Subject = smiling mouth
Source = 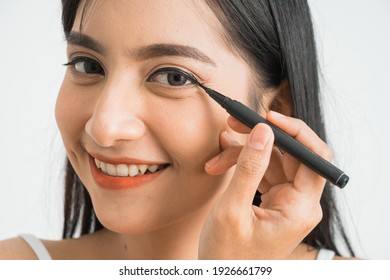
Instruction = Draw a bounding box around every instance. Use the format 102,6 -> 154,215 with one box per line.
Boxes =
94,158 -> 170,177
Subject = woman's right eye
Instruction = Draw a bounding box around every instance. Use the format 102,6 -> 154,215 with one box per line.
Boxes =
64,57 -> 105,75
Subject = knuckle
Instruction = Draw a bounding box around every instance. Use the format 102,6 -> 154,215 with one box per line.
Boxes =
296,119 -> 306,128
224,208 -> 242,227
294,119 -> 307,135
317,144 -> 333,161
304,205 -> 323,230
293,202 -> 323,233
237,153 -> 265,179
212,204 -> 241,228
315,207 -> 323,224
325,147 -> 334,162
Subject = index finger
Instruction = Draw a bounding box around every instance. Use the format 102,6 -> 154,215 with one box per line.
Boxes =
266,111 -> 330,194
227,116 -> 252,134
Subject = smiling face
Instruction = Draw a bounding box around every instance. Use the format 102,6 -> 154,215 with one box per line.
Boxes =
56,0 -> 257,234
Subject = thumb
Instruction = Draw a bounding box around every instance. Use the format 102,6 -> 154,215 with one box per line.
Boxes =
225,123 -> 274,207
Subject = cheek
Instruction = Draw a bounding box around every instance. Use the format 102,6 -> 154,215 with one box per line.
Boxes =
150,97 -> 227,167
55,79 -> 93,153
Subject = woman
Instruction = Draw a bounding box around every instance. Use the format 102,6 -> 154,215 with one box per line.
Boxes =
0,0 -> 354,259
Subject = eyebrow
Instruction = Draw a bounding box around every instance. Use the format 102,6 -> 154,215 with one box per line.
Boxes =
66,32 -> 216,66
135,44 -> 216,66
67,32 -> 104,53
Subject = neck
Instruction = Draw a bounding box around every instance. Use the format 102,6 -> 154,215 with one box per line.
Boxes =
104,205 -> 212,259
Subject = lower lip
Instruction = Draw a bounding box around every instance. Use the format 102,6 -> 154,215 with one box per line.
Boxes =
89,157 -> 167,190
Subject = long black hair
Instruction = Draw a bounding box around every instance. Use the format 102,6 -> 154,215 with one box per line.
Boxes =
60,0 -> 354,257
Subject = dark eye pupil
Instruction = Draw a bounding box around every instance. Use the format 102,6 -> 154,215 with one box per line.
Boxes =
167,73 -> 187,86
84,61 -> 104,74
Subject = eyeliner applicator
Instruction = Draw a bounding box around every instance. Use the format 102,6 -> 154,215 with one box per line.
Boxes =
196,82 -> 349,188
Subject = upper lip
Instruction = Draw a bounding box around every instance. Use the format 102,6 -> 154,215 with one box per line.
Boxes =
89,152 -> 170,165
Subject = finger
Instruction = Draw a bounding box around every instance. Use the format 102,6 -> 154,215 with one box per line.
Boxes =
225,123 -> 274,207
264,147 -> 288,186
266,111 -> 333,162
282,153 -> 300,182
266,111 -> 331,193
258,177 -> 272,195
205,145 -> 243,175
219,130 -> 240,151
294,164 -> 326,198
205,131 -> 242,175
227,116 -> 252,134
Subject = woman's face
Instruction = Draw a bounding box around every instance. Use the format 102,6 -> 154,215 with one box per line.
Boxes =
56,0 -> 256,234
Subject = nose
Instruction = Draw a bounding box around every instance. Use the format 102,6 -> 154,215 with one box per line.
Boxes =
85,74 -> 146,147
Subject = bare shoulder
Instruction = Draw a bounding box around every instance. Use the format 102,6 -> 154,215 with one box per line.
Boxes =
0,236 -> 92,260
41,230 -> 112,259
0,232 -> 107,260
0,237 -> 37,260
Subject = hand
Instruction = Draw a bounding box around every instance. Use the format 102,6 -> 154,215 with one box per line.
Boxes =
198,111 -> 330,259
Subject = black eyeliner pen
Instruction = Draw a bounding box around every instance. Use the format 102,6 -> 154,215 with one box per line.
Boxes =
197,83 -> 349,188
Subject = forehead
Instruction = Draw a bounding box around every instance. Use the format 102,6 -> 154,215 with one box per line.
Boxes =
73,0 -> 225,54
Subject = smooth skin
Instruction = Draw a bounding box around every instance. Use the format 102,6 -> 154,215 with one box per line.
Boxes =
0,114 -> 335,260
0,0 -> 346,259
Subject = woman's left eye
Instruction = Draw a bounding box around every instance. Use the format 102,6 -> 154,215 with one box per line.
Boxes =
147,68 -> 195,87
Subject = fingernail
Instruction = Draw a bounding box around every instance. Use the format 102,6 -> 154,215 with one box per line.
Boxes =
205,154 -> 220,168
249,125 -> 271,150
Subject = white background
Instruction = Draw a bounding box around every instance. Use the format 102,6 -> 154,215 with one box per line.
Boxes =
0,0 -> 389,259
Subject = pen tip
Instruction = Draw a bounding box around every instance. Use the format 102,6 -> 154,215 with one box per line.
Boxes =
197,83 -> 208,91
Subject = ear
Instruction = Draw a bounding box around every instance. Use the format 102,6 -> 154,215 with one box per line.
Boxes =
263,79 -> 293,116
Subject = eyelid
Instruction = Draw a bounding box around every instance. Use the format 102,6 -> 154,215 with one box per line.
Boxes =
64,56 -> 100,67
65,55 -> 87,64
147,66 -> 201,84
64,55 -> 105,75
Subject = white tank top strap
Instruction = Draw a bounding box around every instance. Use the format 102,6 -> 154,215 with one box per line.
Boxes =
316,248 -> 336,260
19,234 -> 52,260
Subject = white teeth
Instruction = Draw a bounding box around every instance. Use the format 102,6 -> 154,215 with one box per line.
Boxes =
147,165 -> 158,173
128,164 -> 139,177
116,164 -> 129,176
106,164 -> 117,176
94,158 -> 166,177
138,164 -> 148,175
100,162 -> 107,173
94,158 -> 101,169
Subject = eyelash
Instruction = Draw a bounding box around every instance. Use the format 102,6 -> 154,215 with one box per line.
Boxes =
146,67 -> 198,87
64,56 -> 105,76
64,56 -> 198,88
